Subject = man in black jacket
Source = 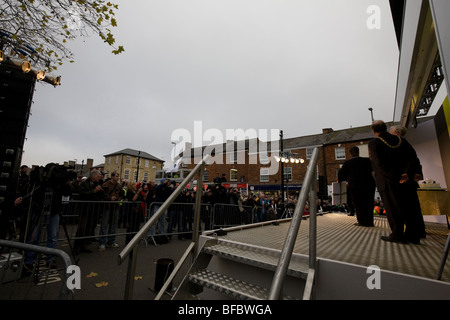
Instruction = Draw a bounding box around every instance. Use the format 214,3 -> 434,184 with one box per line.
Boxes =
338,146 -> 376,227
73,169 -> 104,254
369,120 -> 424,244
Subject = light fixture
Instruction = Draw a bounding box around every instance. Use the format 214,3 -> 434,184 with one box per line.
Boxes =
36,70 -> 46,80
43,74 -> 61,86
8,57 -> 31,72
21,60 -> 31,73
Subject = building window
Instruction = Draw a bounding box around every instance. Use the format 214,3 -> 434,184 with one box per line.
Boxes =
306,148 -> 313,160
155,171 -> 163,180
335,147 -> 346,160
108,156 -> 111,165
283,167 -> 292,181
124,169 -> 130,180
125,156 -> 131,164
259,152 -> 269,164
134,170 -> 138,181
144,172 -> 149,181
229,151 -> 237,164
230,169 -> 238,181
145,160 -> 149,167
260,168 -> 269,182
115,155 -> 119,164
203,170 -> 209,182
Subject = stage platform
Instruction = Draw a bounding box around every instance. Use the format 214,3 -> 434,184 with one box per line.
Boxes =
214,213 -> 450,283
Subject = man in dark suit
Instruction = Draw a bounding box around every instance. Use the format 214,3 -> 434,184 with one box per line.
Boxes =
338,146 -> 376,227
368,120 -> 424,244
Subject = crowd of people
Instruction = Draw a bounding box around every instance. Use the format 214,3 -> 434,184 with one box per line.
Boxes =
11,165 -> 393,261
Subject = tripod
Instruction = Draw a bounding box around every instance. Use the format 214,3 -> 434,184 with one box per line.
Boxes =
24,187 -> 79,270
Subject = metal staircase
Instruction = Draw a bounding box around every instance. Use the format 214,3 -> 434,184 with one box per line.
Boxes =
119,148 -> 320,300
173,237 -> 310,300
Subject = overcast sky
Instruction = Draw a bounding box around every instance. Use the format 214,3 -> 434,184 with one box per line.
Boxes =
22,0 -> 407,168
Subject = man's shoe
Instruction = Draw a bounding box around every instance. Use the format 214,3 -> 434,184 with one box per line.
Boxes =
98,245 -> 105,252
381,235 -> 406,244
106,243 -> 119,248
406,237 -> 420,245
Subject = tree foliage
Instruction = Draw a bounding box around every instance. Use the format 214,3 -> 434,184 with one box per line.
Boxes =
0,0 -> 124,70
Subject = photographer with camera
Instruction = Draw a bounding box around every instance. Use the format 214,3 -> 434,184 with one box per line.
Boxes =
98,171 -> 123,252
16,163 -> 74,272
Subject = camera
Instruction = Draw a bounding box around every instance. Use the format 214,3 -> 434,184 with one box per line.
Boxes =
30,163 -> 77,190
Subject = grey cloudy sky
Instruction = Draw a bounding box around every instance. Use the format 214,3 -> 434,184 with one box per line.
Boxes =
22,0 -> 403,168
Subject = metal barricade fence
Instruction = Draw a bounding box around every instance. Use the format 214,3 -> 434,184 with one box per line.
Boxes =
212,203 -> 256,228
14,199 -> 289,250
146,202 -> 213,240
0,239 -> 73,300
57,200 -> 277,245
59,200 -> 147,244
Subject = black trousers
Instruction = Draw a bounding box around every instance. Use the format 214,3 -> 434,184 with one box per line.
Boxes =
379,181 -> 425,241
348,184 -> 375,226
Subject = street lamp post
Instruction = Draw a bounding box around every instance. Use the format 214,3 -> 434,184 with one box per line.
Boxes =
280,130 -> 285,205
275,130 -> 304,206
136,150 -> 141,182
368,107 -> 374,122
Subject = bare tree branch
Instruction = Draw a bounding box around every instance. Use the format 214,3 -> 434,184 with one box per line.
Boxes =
0,0 -> 124,70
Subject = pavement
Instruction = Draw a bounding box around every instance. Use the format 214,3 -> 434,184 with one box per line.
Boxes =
0,229 -> 194,300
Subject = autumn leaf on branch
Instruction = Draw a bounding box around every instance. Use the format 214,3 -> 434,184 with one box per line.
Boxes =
0,0 -> 124,70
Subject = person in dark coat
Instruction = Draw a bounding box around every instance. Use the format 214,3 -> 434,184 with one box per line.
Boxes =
389,125 -> 426,240
338,146 -> 376,227
74,169 -> 104,253
368,120 -> 424,244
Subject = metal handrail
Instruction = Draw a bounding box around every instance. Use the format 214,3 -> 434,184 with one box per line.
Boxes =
0,239 -> 73,300
117,154 -> 209,300
268,147 -> 319,300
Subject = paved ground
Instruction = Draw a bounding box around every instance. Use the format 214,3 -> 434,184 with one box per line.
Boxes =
2,214 -> 449,301
1,230 -> 193,300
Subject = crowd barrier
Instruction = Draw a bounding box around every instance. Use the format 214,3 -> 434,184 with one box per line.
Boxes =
55,200 -> 275,245
4,199 -> 295,265
0,239 -> 73,300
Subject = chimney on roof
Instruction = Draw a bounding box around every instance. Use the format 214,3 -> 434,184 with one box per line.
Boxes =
86,158 -> 94,169
322,128 -> 333,134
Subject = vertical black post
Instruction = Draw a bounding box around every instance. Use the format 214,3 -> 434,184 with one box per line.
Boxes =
280,130 -> 284,205
136,151 -> 141,182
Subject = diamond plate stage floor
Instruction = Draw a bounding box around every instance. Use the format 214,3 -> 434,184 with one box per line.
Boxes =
216,213 -> 450,283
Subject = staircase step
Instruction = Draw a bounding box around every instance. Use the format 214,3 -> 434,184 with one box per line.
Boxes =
189,269 -> 295,300
203,240 -> 309,279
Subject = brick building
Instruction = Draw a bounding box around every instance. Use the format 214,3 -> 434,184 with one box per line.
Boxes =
181,122 -> 399,199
